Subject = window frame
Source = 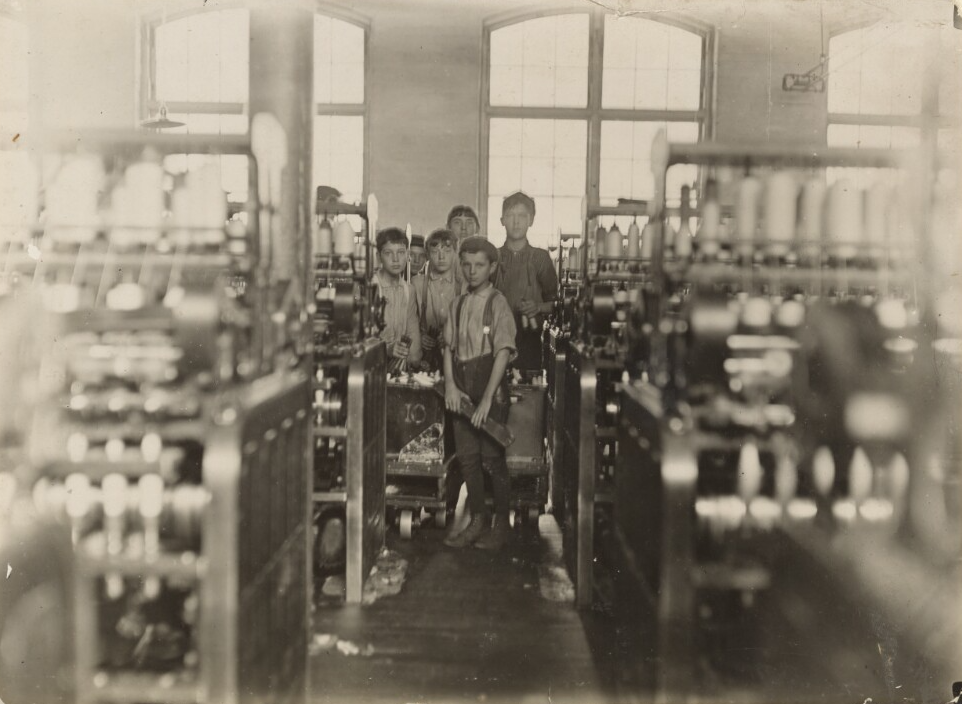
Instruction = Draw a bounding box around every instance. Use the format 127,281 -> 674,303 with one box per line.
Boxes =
479,6 -> 716,230
825,20 -> 957,141
139,1 -> 371,197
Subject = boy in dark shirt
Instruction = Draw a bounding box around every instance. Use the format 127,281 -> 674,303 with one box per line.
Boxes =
442,236 -> 517,550
494,191 -> 558,375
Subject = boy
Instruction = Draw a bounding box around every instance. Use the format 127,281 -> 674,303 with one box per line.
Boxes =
446,205 -> 481,245
411,228 -> 463,372
408,234 -> 427,277
442,236 -> 516,550
372,227 -> 422,366
494,191 -> 558,374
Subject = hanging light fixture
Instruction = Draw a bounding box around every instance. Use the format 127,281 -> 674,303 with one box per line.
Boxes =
141,104 -> 185,130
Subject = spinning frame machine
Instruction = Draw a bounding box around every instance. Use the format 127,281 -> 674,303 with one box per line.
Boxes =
608,135 -> 961,699
0,130 -> 313,704
556,196 -> 665,609
310,193 -> 388,602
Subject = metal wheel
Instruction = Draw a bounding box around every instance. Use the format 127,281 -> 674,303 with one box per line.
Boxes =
527,507 -> 541,526
399,509 -> 414,540
433,508 -> 447,529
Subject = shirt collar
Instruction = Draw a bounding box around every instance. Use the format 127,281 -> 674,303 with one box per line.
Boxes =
428,266 -> 455,282
501,242 -> 530,257
375,270 -> 404,289
467,282 -> 495,298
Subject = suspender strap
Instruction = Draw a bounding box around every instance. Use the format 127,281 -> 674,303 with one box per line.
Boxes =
453,290 -> 500,361
419,274 -> 429,329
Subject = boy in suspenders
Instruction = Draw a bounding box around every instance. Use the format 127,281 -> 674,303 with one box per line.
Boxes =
442,237 -> 517,550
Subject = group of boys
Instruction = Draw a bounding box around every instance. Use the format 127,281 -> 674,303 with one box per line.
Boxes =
372,193 -> 558,551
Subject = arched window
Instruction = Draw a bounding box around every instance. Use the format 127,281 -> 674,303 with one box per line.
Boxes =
145,6 -> 368,206
827,21 -> 959,155
483,10 -> 712,247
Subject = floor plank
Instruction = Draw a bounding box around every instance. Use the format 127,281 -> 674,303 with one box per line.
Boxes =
310,519 -> 615,704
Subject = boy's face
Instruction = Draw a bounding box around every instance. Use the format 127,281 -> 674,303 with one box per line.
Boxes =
378,242 -> 408,277
460,251 -> 496,290
428,241 -> 454,274
449,216 -> 478,242
409,246 -> 426,274
501,203 -> 533,242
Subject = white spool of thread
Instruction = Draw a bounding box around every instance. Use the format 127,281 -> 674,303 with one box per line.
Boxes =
334,220 -> 356,256
594,225 -> 608,253
315,218 -> 333,256
568,245 -> 580,271
639,222 -> 654,260
797,178 -> 826,242
626,221 -> 641,258
825,179 -> 861,260
735,176 -> 762,257
863,180 -> 890,251
764,172 -> 797,256
606,223 -> 625,259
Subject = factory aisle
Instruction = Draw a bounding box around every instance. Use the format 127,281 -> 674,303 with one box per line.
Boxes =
310,517 -> 620,704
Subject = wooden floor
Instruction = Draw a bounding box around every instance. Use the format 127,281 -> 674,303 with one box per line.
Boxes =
310,517 -> 623,704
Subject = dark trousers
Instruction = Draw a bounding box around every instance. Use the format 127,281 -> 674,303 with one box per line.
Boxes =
451,414 -> 510,519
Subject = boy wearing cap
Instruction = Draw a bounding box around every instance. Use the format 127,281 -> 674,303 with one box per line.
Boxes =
494,191 -> 558,374
373,227 -> 422,366
408,234 -> 427,277
446,205 -> 481,245
442,236 -> 516,550
411,228 -> 463,372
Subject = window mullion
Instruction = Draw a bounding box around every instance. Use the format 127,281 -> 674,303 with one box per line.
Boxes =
586,8 -> 605,210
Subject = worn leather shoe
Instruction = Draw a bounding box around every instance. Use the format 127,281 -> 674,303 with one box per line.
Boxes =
443,515 -> 487,548
474,515 -> 510,551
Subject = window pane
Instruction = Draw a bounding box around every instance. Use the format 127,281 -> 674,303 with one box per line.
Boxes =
313,116 -> 364,205
156,9 -> 249,104
828,22 -> 931,119
602,67 -> 636,109
827,69 -> 860,114
603,15 -> 702,111
490,118 -> 523,157
635,20 -> 671,69
490,65 -> 523,106
490,14 -> 588,108
666,69 -> 701,110
601,121 -> 697,203
486,118 -> 587,248
489,156 -> 522,193
314,15 -> 364,105
668,25 -> 703,70
634,69 -> 668,110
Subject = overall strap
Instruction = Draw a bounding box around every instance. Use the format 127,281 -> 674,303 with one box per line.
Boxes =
453,292 -> 468,362
418,273 -> 429,330
481,290 -> 499,356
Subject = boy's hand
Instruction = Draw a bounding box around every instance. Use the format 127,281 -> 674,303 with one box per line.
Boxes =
393,339 -> 411,359
518,298 -> 539,318
421,333 -> 436,352
445,384 -> 467,413
472,395 -> 492,428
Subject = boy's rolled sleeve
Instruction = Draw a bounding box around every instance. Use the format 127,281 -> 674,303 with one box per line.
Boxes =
443,298 -> 458,352
490,294 -> 518,362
